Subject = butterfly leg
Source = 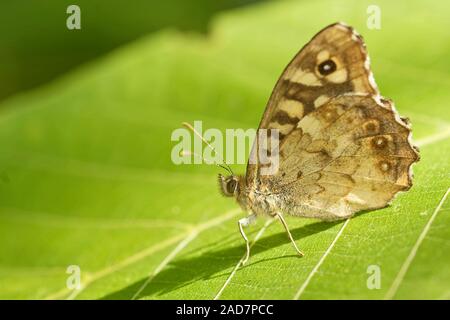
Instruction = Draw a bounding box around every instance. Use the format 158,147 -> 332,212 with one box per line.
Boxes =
238,214 -> 257,265
275,212 -> 304,257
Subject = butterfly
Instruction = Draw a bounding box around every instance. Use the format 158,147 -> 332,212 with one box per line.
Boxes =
185,22 -> 419,265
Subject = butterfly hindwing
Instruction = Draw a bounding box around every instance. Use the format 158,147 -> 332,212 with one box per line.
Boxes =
262,95 -> 419,219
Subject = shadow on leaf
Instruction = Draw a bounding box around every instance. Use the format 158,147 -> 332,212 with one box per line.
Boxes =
99,220 -> 339,300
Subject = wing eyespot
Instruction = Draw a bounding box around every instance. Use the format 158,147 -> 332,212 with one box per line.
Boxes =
317,59 -> 337,76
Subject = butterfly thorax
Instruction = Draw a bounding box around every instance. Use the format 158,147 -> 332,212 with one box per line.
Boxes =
219,173 -> 280,217
236,178 -> 281,217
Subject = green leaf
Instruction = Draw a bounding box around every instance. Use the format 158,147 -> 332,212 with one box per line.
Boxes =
0,0 -> 449,299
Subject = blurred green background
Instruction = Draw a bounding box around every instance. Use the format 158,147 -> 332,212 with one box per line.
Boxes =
0,0 -> 264,101
0,0 -> 449,300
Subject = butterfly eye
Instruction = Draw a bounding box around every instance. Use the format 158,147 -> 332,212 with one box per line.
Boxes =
226,179 -> 237,194
318,59 -> 337,75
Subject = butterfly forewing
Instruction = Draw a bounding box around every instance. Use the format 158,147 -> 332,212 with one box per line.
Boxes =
246,23 -> 379,186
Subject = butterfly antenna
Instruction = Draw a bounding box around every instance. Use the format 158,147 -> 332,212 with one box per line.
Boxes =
180,151 -> 231,173
182,122 -> 234,175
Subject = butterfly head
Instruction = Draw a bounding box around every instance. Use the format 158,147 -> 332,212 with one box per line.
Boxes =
218,174 -> 240,197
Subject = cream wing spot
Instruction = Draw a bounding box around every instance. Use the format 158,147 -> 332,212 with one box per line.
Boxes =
296,116 -> 323,139
290,69 -> 322,86
314,95 -> 330,108
325,68 -> 348,83
316,50 -> 330,62
269,122 -> 295,135
279,98 -> 304,119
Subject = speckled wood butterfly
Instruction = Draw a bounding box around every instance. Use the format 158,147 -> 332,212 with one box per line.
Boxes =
187,22 -> 419,264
